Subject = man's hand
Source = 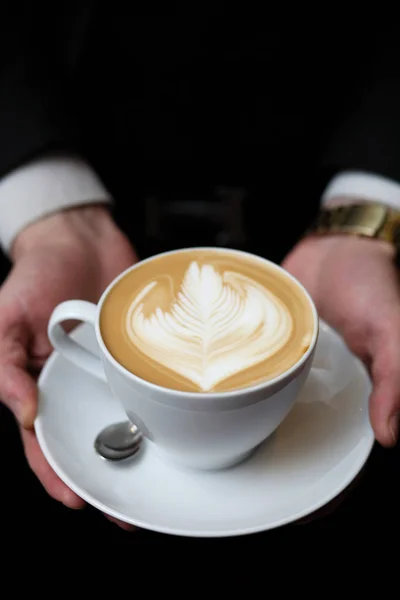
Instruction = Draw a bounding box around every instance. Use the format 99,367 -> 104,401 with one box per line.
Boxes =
283,233 -> 400,447
0,205 -> 138,527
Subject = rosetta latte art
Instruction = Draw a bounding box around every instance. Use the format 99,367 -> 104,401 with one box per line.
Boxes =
125,261 -> 294,391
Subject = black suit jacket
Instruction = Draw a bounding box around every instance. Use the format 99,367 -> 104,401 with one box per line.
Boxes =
1,4 -> 400,258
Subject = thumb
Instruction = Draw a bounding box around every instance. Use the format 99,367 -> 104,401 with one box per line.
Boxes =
0,328 -> 37,428
369,323 -> 400,447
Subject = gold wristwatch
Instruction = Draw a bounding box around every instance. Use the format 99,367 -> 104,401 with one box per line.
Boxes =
308,201 -> 400,252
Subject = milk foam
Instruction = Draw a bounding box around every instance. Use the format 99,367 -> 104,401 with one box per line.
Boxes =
125,261 -> 293,391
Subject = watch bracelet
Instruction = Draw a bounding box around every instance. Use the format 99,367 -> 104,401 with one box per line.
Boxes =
307,202 -> 400,265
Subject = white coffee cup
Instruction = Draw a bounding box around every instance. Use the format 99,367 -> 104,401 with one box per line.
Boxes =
48,249 -> 319,471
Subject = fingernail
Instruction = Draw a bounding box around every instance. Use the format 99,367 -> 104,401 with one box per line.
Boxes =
62,489 -> 85,510
121,524 -> 137,532
18,404 -> 35,429
389,413 -> 400,445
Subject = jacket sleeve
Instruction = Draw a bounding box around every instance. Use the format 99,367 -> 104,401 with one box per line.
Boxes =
0,4 -> 112,255
320,31 -> 400,183
0,4 -> 83,178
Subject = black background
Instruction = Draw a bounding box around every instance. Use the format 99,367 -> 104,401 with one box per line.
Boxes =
1,4 -> 400,555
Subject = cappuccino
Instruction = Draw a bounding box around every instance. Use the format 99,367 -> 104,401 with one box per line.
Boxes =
100,248 -> 315,393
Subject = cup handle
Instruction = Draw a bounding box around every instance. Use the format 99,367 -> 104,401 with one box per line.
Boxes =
48,300 -> 106,382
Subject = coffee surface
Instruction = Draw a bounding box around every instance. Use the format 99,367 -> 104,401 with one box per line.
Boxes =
100,249 -> 315,392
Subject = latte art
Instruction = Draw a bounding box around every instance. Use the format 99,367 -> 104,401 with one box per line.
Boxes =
100,249 -> 315,392
125,261 -> 293,391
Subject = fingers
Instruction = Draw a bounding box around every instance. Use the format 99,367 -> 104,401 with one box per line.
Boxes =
0,362 -> 37,428
0,313 -> 38,427
104,514 -> 137,531
20,427 -> 85,509
0,306 -> 85,513
21,426 -> 137,521
369,320 -> 400,447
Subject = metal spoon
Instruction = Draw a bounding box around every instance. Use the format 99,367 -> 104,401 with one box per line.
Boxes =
94,421 -> 143,461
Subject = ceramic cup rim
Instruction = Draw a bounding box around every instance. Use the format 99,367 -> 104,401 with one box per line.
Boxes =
94,246 -> 319,400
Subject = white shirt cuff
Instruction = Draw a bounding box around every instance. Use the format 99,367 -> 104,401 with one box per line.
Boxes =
321,170 -> 400,210
0,154 -> 113,254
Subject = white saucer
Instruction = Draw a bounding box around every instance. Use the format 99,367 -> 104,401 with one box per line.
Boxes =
35,320 -> 374,538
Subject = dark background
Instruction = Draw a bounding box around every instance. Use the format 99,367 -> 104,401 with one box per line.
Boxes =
1,5 -> 400,551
